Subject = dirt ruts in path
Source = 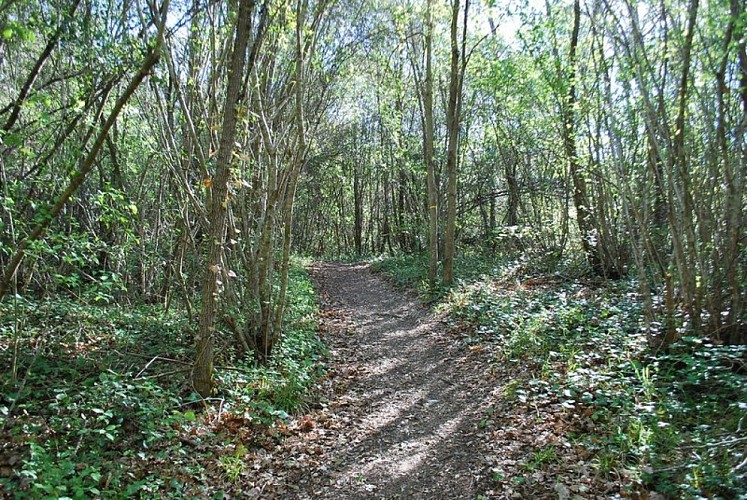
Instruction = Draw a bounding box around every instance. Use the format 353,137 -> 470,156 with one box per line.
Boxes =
283,262 -> 497,499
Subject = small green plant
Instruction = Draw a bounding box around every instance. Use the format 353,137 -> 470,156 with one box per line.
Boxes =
219,444 -> 248,483
630,360 -> 655,401
592,450 -> 618,478
19,443 -> 105,498
502,380 -> 522,401
490,467 -> 505,482
522,446 -> 559,472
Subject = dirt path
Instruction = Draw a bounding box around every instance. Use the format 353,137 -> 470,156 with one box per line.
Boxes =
276,262 -> 497,499
237,263 -> 615,499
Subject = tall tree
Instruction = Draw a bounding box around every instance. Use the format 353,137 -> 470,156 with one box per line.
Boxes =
562,0 -> 601,275
193,0 -> 253,397
424,0 -> 438,289
443,0 -> 469,286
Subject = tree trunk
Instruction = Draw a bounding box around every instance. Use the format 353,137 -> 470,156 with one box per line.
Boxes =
273,0 -> 311,339
424,0 -> 438,290
563,0 -> 603,276
354,149 -> 364,256
725,0 -> 747,343
670,0 -> 700,333
193,0 -> 252,397
505,155 -> 519,227
443,0 -> 469,285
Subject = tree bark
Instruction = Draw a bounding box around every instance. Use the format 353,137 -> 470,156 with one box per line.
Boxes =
424,0 -> 438,290
563,0 -> 603,276
193,0 -> 253,397
443,0 -> 468,285
670,0 -> 700,334
726,0 -> 747,343
354,138 -> 364,256
272,0 -> 312,343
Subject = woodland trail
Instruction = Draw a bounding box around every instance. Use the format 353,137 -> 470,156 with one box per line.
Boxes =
273,262 -> 498,499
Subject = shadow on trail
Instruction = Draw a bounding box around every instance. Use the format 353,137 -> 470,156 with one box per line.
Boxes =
287,263 -> 495,499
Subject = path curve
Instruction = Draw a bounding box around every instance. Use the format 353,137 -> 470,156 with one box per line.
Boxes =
283,262 -> 496,499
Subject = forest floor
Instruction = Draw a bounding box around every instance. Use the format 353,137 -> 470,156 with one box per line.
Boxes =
246,263 -> 615,499
2,260 -> 742,497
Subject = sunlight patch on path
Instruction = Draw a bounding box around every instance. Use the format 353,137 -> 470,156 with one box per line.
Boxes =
338,414 -> 465,484
356,388 -> 426,436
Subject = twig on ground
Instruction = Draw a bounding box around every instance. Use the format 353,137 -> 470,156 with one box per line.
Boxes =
134,367 -> 191,380
686,436 -> 747,449
114,349 -> 191,365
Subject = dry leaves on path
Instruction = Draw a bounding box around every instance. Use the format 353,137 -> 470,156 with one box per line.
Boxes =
236,263 -> 618,499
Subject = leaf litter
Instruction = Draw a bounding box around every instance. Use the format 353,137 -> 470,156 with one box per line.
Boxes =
232,263 -> 622,498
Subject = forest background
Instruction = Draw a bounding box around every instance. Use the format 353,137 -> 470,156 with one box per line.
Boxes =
0,0 -> 745,497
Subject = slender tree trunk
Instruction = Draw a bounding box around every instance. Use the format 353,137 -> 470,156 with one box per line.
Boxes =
563,0 -> 602,276
193,0 -> 252,397
398,168 -> 407,250
382,170 -> 393,254
443,0 -> 468,285
255,180 -> 278,361
505,155 -> 519,227
354,147 -> 364,255
424,0 -> 438,290
670,0 -> 700,334
726,0 -> 747,343
273,0 -> 312,337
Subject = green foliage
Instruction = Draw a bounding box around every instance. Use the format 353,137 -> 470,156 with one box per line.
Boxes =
370,254 -> 434,291
14,371 -> 188,498
216,261 -> 327,421
522,446 -> 559,472
0,261 -> 326,496
2,182 -> 139,303
219,444 -> 248,483
370,253 -> 504,300
0,297 -> 193,497
375,254 -> 747,497
1,20 -> 35,43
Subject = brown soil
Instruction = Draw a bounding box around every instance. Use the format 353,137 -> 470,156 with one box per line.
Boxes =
242,263 -> 610,499
264,262 -> 497,499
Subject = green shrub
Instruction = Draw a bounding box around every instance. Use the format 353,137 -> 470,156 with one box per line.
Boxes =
374,254 -> 747,497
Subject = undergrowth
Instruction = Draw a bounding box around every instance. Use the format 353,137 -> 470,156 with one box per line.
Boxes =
0,259 -> 325,497
370,253 -> 499,300
374,254 -> 747,498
